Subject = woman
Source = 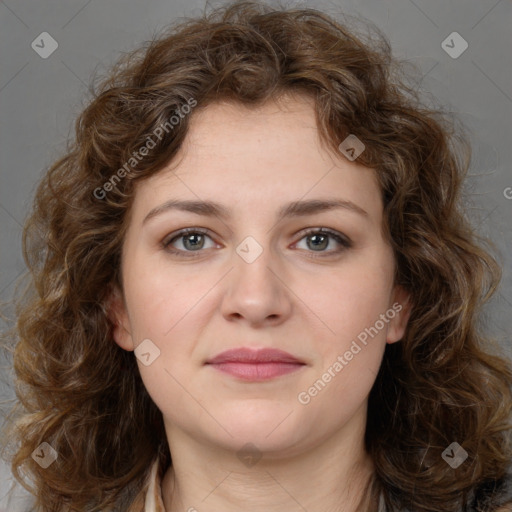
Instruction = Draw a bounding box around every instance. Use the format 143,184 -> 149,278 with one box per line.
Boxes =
1,1 -> 511,511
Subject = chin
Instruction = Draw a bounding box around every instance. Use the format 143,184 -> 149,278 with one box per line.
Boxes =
212,428 -> 305,458
213,411 -> 306,450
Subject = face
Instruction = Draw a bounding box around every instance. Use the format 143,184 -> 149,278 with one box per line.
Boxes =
109,94 -> 410,458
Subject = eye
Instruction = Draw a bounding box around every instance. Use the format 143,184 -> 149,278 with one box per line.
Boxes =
294,228 -> 352,257
162,227 -> 352,258
162,228 -> 216,257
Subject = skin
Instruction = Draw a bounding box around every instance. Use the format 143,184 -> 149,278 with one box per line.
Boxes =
108,94 -> 412,512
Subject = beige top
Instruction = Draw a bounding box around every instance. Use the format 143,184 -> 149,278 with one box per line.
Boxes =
143,459 -> 166,512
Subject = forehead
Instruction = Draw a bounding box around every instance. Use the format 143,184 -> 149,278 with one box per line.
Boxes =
132,96 -> 382,223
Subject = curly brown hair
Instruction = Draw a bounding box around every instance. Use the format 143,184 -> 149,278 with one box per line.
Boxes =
1,1 -> 511,511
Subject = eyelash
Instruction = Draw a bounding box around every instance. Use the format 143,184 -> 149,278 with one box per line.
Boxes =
161,227 -> 352,259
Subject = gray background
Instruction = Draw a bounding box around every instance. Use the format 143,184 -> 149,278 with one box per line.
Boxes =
1,0 -> 511,509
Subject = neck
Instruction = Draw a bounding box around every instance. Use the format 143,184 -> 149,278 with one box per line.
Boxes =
160,410 -> 375,512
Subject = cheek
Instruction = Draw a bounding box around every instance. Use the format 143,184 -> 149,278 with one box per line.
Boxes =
122,255 -> 220,400
304,254 -> 394,344
123,252 -> 204,339
126,270 -> 202,416
296,265 -> 391,418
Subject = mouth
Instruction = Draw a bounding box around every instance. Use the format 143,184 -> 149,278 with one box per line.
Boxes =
205,347 -> 306,381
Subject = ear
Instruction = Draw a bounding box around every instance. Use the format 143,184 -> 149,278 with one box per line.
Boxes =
105,283 -> 135,352
386,285 -> 412,344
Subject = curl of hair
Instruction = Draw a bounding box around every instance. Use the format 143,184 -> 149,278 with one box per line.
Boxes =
1,1 -> 511,511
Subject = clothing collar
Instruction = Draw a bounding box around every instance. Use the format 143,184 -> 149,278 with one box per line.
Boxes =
144,458 -> 166,512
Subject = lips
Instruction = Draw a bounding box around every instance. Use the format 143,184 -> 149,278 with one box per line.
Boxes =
206,347 -> 304,365
205,348 -> 306,381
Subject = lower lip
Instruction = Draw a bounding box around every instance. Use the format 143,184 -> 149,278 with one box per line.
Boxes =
206,362 -> 304,381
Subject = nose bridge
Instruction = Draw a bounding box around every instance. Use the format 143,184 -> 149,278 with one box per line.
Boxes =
221,231 -> 291,324
233,233 -> 278,295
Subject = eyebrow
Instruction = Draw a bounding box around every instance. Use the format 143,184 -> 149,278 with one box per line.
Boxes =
143,198 -> 369,225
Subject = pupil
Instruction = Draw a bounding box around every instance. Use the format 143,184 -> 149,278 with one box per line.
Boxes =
309,234 -> 327,250
185,234 -> 203,250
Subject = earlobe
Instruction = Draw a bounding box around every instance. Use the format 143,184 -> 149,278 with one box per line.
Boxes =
105,284 -> 134,352
386,286 -> 412,344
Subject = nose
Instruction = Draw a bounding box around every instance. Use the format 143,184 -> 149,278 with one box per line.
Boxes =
220,239 -> 292,328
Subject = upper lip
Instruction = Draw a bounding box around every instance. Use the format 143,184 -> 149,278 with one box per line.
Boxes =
205,347 -> 305,365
